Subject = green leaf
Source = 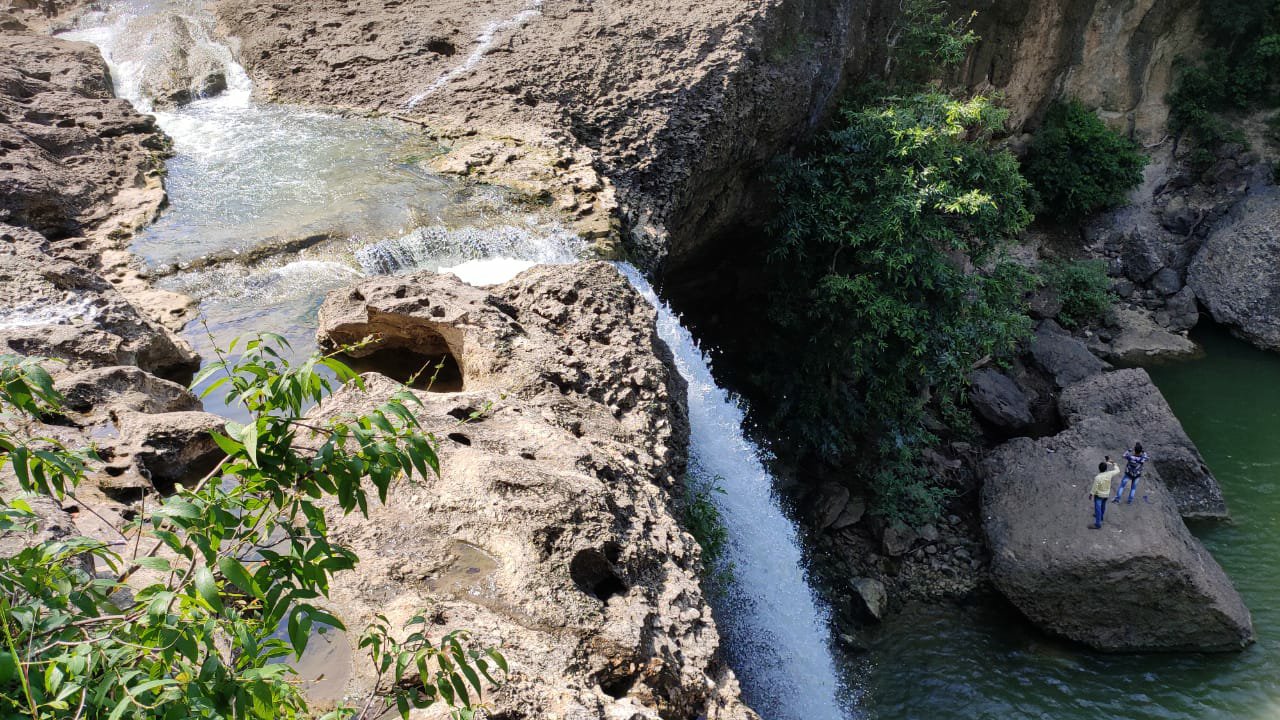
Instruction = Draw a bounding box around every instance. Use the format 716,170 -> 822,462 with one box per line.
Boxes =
194,566 -> 223,614
218,556 -> 259,598
242,421 -> 260,468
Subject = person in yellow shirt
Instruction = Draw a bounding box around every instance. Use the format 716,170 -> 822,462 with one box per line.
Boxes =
1089,457 -> 1122,529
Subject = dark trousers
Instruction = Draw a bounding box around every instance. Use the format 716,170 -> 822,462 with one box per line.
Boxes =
1093,495 -> 1108,527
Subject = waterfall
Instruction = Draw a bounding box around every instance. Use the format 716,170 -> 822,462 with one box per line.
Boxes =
618,264 -> 854,720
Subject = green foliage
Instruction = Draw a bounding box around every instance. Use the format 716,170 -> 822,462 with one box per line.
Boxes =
891,0 -> 978,83
681,475 -> 730,583
766,92 -> 1035,523
1168,0 -> 1280,157
1023,100 -> 1148,221
1043,259 -> 1115,329
0,339 -> 504,719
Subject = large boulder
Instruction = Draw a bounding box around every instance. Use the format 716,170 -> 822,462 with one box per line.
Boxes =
311,262 -> 753,718
981,377 -> 1250,652
1058,368 -> 1226,519
1188,187 -> 1280,351
1029,321 -> 1109,388
968,368 -> 1034,432
0,33 -> 168,239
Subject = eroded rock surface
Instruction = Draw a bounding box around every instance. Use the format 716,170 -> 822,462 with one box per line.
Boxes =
982,370 -> 1248,652
312,262 -> 752,718
1188,187 -> 1280,351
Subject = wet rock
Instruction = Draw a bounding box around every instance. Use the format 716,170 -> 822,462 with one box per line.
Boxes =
1058,368 -> 1228,519
1188,187 -> 1280,351
850,577 -> 887,622
968,368 -> 1033,432
312,263 -> 753,718
135,14 -> 229,108
983,431 -> 1252,652
0,247 -> 198,380
1029,322 -> 1109,388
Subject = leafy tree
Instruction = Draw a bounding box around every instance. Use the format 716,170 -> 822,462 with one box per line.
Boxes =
766,92 -> 1034,522
1022,100 -> 1149,221
0,340 -> 504,719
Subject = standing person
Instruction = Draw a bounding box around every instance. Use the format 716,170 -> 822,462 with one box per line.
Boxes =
1113,442 -> 1150,505
1090,457 -> 1121,530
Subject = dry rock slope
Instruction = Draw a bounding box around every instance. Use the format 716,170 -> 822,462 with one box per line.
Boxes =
313,262 -> 756,719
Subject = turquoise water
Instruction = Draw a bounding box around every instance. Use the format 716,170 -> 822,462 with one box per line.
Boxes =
862,324 -> 1280,719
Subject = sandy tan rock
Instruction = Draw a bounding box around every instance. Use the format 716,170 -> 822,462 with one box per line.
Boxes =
311,262 -> 754,719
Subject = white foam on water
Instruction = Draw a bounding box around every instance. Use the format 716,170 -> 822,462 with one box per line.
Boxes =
0,297 -> 99,330
618,263 -> 855,720
440,258 -> 539,286
355,223 -> 584,277
406,0 -> 544,108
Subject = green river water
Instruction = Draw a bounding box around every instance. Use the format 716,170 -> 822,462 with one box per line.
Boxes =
862,324 -> 1280,719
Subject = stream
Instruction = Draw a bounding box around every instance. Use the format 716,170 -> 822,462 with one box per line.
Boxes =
61,1 -> 852,716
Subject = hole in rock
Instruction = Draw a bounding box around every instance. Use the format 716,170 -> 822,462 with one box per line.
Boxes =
447,432 -> 471,446
426,39 -> 456,56
336,347 -> 463,392
570,547 -> 628,604
600,672 -> 640,699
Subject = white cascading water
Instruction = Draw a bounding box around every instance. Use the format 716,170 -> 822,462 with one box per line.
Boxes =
618,265 -> 854,720
60,4 -> 853,715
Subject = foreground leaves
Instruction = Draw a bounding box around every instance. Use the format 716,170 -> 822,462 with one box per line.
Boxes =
0,339 -> 503,719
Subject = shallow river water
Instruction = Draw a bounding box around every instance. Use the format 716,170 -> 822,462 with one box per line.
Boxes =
863,324 -> 1280,719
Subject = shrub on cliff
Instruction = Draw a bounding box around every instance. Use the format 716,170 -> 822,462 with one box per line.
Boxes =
1043,259 -> 1115,329
0,344 -> 504,719
1022,100 -> 1148,221
766,92 -> 1034,522
1168,0 -> 1279,160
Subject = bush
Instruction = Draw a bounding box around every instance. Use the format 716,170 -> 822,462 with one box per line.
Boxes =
765,92 -> 1034,523
1167,0 -> 1279,158
0,342 -> 504,720
1022,100 -> 1149,221
1045,259 -> 1114,329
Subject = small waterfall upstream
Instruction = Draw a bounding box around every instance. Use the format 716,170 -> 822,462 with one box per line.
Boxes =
60,3 -> 855,715
619,265 -> 854,720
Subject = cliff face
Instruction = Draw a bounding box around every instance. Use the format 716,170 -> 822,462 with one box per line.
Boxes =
961,0 -> 1200,141
213,0 -> 1200,270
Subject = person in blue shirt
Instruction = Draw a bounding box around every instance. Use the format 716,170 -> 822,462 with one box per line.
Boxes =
1112,442 -> 1149,504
